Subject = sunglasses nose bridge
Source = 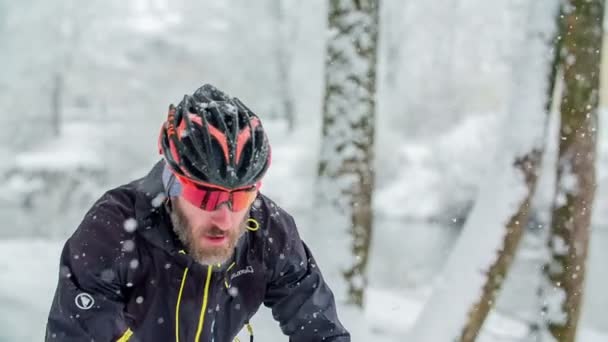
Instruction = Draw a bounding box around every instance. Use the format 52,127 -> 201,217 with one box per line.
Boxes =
214,198 -> 233,211
210,191 -> 234,211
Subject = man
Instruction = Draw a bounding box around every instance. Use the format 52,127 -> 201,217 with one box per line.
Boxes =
46,84 -> 350,341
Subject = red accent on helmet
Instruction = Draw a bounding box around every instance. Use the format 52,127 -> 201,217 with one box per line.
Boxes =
158,84 -> 271,190
235,117 -> 261,164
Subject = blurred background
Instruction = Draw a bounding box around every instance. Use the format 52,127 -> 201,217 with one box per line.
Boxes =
0,0 -> 607,341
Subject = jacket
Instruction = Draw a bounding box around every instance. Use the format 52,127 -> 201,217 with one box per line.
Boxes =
46,161 -> 350,342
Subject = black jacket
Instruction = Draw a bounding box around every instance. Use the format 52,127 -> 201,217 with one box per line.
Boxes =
46,161 -> 350,342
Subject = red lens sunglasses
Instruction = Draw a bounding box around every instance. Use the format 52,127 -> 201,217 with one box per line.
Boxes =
176,175 -> 259,212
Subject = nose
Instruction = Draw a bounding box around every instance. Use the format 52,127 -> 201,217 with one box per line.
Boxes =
210,204 -> 232,231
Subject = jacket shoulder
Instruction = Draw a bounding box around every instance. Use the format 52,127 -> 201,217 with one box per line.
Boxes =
71,186 -> 137,240
250,194 -> 298,243
66,186 -> 141,277
249,194 -> 304,273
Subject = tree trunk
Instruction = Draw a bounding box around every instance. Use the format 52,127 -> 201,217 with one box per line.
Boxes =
51,72 -> 63,137
316,0 -> 379,308
459,1 -> 561,340
458,153 -> 542,342
407,1 -> 558,340
272,0 -> 296,131
540,1 -> 603,341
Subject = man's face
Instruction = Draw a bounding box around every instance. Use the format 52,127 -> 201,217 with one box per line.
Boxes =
169,196 -> 251,266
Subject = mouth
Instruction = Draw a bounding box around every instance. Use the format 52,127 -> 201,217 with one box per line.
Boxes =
203,235 -> 227,246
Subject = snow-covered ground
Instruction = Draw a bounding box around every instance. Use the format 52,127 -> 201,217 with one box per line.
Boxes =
1,239 -> 606,341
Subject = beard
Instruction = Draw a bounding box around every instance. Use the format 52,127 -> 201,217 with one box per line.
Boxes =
169,207 -> 247,266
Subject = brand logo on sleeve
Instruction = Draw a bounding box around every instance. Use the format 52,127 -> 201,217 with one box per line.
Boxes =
75,293 -> 95,310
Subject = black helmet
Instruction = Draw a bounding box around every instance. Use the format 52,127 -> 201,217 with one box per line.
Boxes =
158,84 -> 271,190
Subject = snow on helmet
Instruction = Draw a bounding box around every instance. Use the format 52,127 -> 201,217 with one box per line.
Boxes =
158,84 -> 271,191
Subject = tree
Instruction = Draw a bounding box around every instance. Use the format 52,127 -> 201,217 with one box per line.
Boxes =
407,1 -> 559,340
271,0 -> 296,131
51,72 -> 63,137
458,1 -> 563,340
315,0 -> 380,307
540,1 -> 604,341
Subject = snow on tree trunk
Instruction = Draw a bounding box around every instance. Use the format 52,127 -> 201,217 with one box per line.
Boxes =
540,0 -> 604,341
406,1 -> 558,340
459,1 -> 561,341
457,154 -> 541,342
315,0 -> 379,308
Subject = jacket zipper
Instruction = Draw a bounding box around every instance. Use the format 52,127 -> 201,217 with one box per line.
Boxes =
175,264 -> 213,342
175,267 -> 190,342
194,265 -> 214,342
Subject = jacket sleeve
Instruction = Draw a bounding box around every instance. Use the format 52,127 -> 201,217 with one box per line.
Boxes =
46,193 -> 139,342
263,211 -> 350,342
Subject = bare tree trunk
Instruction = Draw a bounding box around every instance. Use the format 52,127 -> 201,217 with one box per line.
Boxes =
540,1 -> 604,341
51,72 -> 63,137
316,0 -> 379,308
272,0 -> 296,131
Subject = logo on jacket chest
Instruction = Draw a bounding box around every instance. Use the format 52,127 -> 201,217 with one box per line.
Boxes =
229,266 -> 254,281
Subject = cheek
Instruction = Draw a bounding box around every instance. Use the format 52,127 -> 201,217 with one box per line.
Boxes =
188,214 -> 211,232
175,200 -> 211,231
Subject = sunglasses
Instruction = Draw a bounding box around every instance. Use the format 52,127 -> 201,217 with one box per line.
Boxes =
180,181 -> 258,212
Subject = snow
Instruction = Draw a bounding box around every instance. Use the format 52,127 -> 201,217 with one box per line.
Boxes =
4,114 -> 608,340
406,146 -> 530,341
4,107 -> 608,340
3,113 -> 608,340
374,113 -> 498,220
4,1 -> 608,341
14,122 -> 104,172
0,240 -> 62,341
551,236 -> 570,256
4,111 -> 608,341
406,1 -> 561,340
542,275 -> 569,326
1,239 -> 606,342
127,0 -> 181,34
